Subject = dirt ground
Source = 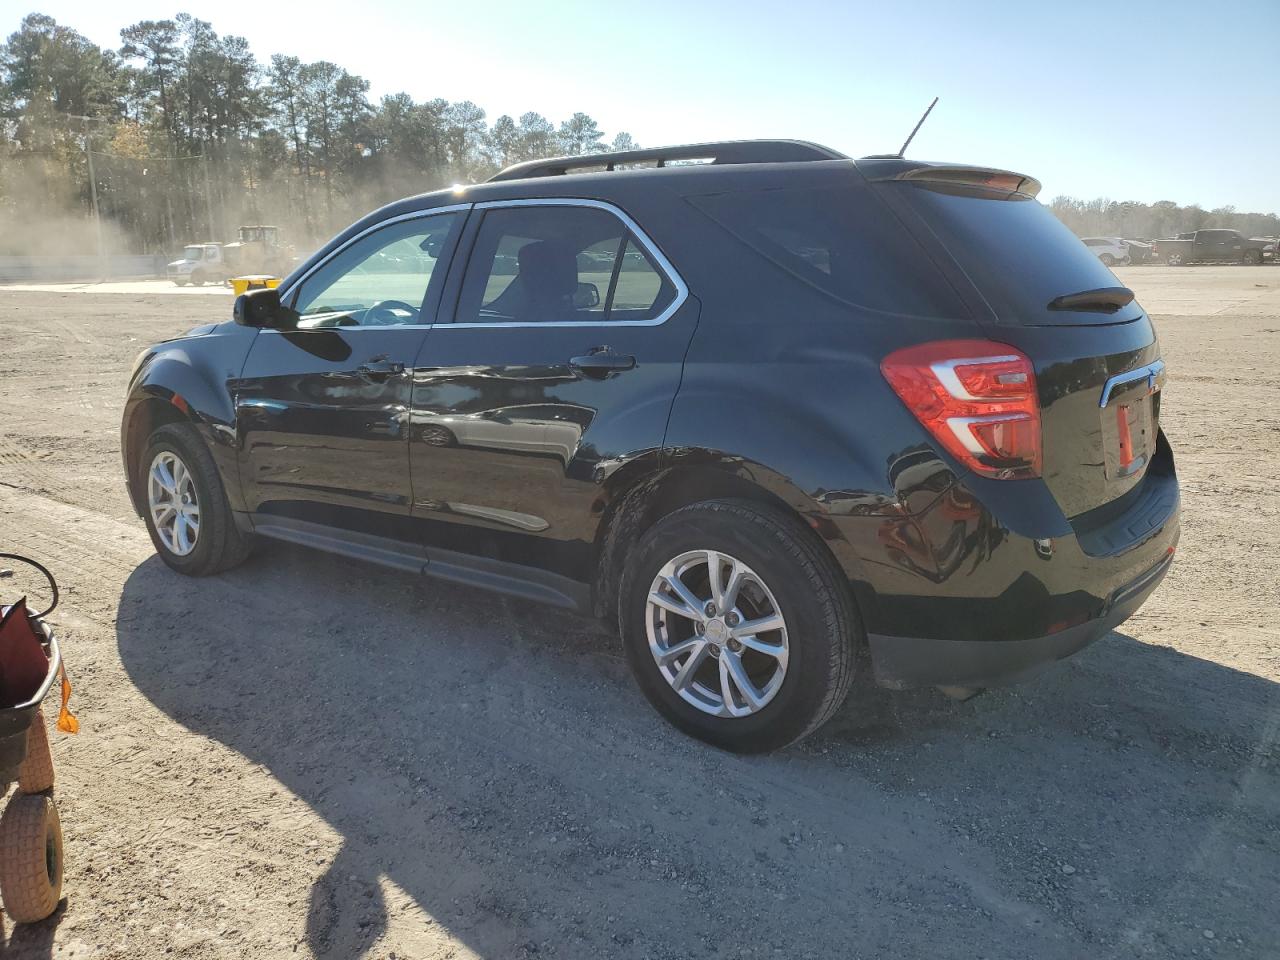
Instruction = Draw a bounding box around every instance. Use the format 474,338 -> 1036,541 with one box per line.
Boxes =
0,266 -> 1276,959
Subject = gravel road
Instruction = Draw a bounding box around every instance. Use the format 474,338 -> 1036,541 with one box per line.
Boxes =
0,266 -> 1276,959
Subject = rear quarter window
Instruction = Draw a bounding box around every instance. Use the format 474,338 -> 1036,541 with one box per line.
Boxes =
687,184 -> 964,319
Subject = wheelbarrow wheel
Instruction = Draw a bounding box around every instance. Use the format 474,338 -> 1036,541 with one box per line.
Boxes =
17,709 -> 53,794
0,794 -> 63,923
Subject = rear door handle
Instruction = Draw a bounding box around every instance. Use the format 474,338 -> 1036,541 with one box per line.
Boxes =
569,351 -> 636,379
358,359 -> 406,380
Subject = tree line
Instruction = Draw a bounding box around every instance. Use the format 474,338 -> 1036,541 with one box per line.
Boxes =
1048,196 -> 1278,243
2,11 -> 1276,259
0,11 -> 636,256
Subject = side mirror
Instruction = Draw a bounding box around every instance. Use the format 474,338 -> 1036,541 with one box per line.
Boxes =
573,281 -> 601,309
233,287 -> 295,329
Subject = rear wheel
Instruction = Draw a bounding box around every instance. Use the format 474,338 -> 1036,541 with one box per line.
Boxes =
419,425 -> 457,447
1244,250 -> 1263,265
17,710 -> 53,794
190,270 -> 205,286
619,500 -> 858,753
172,278 -> 188,287
140,423 -> 253,576
0,794 -> 63,923
1168,252 -> 1186,266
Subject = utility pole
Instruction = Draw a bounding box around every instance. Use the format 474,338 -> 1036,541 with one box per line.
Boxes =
69,115 -> 106,278
202,153 -> 216,240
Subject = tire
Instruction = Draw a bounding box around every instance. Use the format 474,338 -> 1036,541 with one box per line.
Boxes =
190,270 -> 205,286
1100,254 -> 1115,266
17,710 -> 53,794
0,794 -> 63,923
172,278 -> 188,287
140,423 -> 254,576
618,499 -> 859,753
1168,253 -> 1186,266
1244,250 -> 1263,265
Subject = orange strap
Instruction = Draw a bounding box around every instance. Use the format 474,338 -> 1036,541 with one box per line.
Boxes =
56,661 -> 79,734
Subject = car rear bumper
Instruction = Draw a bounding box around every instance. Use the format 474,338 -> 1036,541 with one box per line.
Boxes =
866,544 -> 1174,689
825,443 -> 1180,690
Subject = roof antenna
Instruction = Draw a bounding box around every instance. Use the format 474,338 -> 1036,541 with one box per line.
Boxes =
896,97 -> 939,158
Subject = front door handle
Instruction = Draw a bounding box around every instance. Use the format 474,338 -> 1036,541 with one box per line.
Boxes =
357,359 -> 406,380
569,350 -> 636,379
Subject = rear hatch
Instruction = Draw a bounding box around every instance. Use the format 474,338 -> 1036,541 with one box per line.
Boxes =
873,165 -> 1166,520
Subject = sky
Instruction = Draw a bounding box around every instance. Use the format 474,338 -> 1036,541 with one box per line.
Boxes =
4,0 -> 1278,212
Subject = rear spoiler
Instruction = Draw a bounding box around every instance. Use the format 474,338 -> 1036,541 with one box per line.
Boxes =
859,160 -> 1042,199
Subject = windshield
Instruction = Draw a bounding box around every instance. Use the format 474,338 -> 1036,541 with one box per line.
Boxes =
182,246 -> 203,260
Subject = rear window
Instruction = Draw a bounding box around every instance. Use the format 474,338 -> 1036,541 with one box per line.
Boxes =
687,185 -> 963,318
899,184 -> 1136,325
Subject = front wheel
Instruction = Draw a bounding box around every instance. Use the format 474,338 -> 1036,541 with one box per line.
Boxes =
140,423 -> 253,576
619,500 -> 858,753
1100,253 -> 1115,266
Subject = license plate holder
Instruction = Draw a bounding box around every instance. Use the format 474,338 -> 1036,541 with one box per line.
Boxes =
1099,361 -> 1165,481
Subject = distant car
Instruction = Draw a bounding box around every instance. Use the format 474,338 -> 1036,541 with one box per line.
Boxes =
1081,237 -> 1130,266
1121,239 -> 1154,264
1152,229 -> 1274,265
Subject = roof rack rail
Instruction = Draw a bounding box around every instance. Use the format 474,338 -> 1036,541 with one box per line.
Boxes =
487,139 -> 846,183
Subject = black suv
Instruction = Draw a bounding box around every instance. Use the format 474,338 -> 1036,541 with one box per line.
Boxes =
122,140 -> 1179,752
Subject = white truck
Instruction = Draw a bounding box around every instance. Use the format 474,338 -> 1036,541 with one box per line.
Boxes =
165,243 -> 226,286
165,227 -> 293,286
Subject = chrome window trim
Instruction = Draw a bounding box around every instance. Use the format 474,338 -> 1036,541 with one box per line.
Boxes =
1099,360 -> 1166,408
265,197 -> 688,333
441,197 -> 688,329
266,203 -> 472,332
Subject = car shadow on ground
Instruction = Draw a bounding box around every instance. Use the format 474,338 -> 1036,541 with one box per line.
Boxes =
116,546 -> 1279,959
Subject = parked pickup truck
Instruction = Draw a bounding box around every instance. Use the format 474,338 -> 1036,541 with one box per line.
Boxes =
1152,229 -> 1275,265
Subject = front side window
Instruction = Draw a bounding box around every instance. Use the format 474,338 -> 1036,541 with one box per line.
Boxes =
454,205 -> 676,324
292,212 -> 460,327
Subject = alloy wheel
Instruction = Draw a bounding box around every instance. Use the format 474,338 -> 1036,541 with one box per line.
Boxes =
147,450 -> 200,556
645,549 -> 789,718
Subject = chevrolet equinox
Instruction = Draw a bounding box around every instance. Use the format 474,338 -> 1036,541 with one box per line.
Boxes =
122,140 -> 1179,752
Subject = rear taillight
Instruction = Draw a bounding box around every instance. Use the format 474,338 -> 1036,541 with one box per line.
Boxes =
880,339 -> 1042,480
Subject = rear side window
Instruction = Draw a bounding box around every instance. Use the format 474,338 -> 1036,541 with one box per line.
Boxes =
454,205 -> 676,324
899,184 -> 1134,325
687,185 -> 963,318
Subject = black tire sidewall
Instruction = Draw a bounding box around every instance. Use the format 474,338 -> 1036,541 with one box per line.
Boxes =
140,425 -> 227,575
620,502 -> 852,753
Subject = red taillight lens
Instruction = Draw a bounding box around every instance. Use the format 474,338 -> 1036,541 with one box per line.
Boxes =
880,339 -> 1042,480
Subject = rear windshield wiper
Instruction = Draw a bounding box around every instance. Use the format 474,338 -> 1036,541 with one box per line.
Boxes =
1047,286 -> 1135,314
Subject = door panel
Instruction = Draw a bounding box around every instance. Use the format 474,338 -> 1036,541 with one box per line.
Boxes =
408,200 -> 697,583
236,328 -> 427,537
233,208 -> 465,539
408,314 -> 697,580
